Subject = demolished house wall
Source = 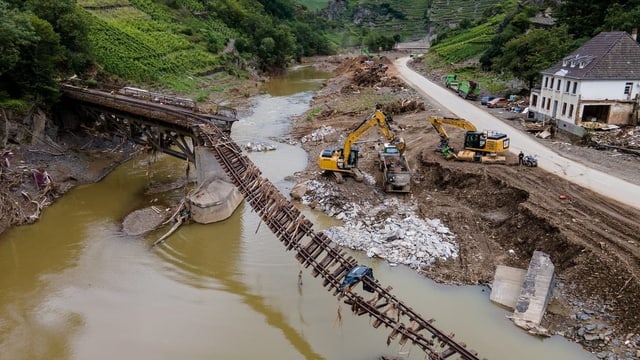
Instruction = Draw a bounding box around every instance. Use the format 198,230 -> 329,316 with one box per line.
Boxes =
579,100 -> 635,125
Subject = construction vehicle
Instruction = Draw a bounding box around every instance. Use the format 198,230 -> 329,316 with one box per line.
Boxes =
457,80 -> 480,100
378,143 -> 411,193
318,106 -> 406,184
429,116 -> 510,163
444,74 -> 459,91
361,48 -> 382,60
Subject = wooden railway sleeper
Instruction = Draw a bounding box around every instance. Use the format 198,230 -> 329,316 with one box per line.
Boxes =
314,254 -> 342,278
285,229 -> 307,251
296,243 -> 321,266
297,237 -> 322,261
440,347 -> 458,359
386,322 -> 403,345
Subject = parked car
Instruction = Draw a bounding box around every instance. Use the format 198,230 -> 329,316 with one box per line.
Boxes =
487,97 -> 509,108
481,96 -> 497,106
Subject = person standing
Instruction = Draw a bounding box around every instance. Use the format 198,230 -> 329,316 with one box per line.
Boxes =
518,151 -> 524,166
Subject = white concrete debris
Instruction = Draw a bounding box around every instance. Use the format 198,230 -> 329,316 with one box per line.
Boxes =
243,142 -> 277,152
301,180 -> 459,269
301,125 -> 337,143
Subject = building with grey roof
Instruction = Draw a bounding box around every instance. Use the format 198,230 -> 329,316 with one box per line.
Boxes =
528,30 -> 640,134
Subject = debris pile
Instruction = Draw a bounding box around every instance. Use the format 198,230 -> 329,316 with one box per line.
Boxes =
335,55 -> 405,93
242,142 -> 277,152
379,98 -> 426,114
300,125 -> 337,144
589,126 -> 640,156
299,180 -> 459,269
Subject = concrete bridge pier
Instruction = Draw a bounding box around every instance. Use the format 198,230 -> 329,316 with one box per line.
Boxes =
188,146 -> 243,224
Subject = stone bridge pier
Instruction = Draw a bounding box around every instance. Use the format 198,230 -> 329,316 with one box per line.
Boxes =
187,146 -> 243,224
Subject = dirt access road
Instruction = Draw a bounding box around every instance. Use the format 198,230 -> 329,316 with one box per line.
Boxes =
293,54 -> 640,357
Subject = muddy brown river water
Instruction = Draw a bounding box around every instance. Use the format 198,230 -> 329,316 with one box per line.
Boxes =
0,66 -> 594,359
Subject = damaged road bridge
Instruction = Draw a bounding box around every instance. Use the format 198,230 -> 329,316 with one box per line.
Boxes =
59,83 -> 237,165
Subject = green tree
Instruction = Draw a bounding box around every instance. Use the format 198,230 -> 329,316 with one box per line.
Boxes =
480,6 -> 536,70
494,26 -> 577,91
600,3 -> 640,35
2,13 -> 64,101
24,0 -> 91,72
555,0 -> 611,38
0,3 -> 37,78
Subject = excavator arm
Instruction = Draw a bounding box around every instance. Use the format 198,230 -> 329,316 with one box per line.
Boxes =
428,115 -> 509,161
343,107 -> 404,161
428,116 -> 478,142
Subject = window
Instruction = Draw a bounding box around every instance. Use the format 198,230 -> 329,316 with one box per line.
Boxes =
544,77 -> 549,88
542,97 -> 546,109
556,79 -> 561,91
624,82 -> 633,95
565,80 -> 571,92
569,104 -> 574,117
562,102 -> 567,116
531,94 -> 538,107
547,99 -> 551,110
550,78 -> 554,89
572,82 -> 577,94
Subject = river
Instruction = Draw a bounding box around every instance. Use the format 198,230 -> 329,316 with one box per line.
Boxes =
0,66 -> 593,360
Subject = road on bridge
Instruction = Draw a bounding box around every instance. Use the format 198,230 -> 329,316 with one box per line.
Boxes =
393,57 -> 640,211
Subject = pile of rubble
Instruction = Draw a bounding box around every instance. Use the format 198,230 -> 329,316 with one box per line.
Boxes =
296,179 -> 459,269
589,125 -> 640,152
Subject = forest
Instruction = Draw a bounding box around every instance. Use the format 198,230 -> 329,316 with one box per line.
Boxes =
1,0 -> 640,108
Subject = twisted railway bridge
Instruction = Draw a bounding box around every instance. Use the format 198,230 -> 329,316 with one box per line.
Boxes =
60,84 -> 485,360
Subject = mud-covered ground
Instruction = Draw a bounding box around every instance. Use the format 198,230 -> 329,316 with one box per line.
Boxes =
291,53 -> 640,359
0,128 -> 138,235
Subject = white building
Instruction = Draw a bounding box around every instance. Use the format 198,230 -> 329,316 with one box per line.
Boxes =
528,31 -> 640,134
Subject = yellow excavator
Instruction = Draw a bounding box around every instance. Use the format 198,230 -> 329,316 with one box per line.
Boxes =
429,116 -> 510,163
318,106 -> 405,183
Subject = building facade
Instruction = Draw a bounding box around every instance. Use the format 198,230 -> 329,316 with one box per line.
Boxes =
528,31 -> 640,134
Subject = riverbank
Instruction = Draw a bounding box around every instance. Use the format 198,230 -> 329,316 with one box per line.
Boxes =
0,124 -> 138,235
289,53 -> 640,359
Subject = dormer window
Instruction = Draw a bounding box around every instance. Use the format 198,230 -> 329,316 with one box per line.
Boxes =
563,54 -> 594,69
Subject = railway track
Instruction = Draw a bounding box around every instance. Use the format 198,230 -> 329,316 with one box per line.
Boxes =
194,123 -> 485,360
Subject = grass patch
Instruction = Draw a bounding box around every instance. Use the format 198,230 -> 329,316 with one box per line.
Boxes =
297,0 -> 330,10
0,99 -> 29,111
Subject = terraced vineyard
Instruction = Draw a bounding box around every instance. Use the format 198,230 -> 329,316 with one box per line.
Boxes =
430,15 -> 504,63
319,1 -> 430,47
428,0 -> 502,32
79,0 -> 236,85
358,0 -> 430,41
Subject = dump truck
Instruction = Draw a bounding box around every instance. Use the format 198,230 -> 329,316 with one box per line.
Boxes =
378,143 -> 411,193
444,74 -> 459,91
457,80 -> 480,100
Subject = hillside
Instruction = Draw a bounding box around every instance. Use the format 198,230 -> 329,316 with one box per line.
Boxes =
79,0 -> 235,89
319,0 -> 431,47
428,0 -> 504,33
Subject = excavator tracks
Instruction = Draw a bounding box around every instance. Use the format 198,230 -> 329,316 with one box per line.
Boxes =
194,123 -> 485,360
